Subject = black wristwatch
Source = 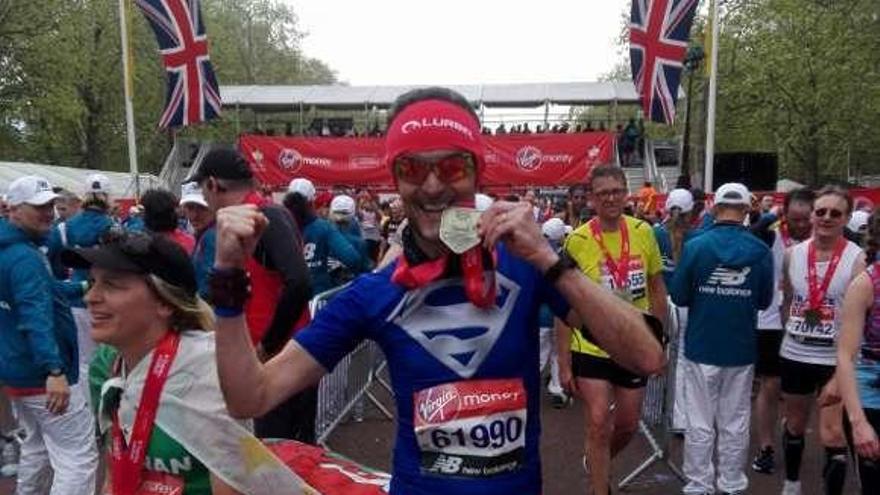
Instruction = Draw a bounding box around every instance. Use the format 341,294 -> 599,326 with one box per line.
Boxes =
543,252 -> 578,285
47,368 -> 64,377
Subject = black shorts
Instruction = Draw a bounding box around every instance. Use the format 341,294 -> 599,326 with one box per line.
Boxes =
572,352 -> 647,389
780,357 -> 835,396
755,330 -> 784,377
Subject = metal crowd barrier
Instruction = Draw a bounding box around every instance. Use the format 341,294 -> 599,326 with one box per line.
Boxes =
311,286 -> 394,447
618,298 -> 685,490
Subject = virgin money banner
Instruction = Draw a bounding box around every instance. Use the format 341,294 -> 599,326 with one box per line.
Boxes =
238,132 -> 615,189
239,135 -> 393,189
482,133 -> 613,187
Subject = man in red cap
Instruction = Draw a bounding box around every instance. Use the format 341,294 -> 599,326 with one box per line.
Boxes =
209,87 -> 664,495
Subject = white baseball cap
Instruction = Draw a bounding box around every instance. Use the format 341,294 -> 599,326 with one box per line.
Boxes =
475,193 -> 494,212
330,194 -> 356,217
848,210 -> 870,232
84,173 -> 111,195
666,188 -> 694,213
179,182 -> 208,208
288,178 -> 316,201
714,183 -> 751,207
7,175 -> 59,206
542,218 -> 567,242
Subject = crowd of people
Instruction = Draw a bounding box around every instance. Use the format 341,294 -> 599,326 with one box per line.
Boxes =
0,86 -> 879,495
247,117 -> 631,140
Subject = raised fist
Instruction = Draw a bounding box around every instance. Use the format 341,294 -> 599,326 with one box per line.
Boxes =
215,205 -> 268,269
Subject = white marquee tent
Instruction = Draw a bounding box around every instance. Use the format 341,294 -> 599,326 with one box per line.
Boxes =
0,162 -> 159,198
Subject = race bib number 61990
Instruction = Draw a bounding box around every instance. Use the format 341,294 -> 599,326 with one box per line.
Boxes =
413,378 -> 527,478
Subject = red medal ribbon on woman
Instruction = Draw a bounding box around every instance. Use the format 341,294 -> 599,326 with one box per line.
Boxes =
806,238 -> 847,311
110,331 -> 181,495
589,218 -> 630,291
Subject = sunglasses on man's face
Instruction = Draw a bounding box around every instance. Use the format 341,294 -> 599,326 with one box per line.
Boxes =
814,208 -> 845,220
393,152 -> 476,185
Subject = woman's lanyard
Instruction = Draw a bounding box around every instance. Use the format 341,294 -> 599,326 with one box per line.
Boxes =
110,331 -> 181,495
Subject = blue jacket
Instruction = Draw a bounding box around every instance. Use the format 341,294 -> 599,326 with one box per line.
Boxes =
193,226 -> 216,299
335,219 -> 369,260
47,208 -> 114,306
670,222 -> 774,366
653,223 -> 698,287
303,216 -> 368,294
123,216 -> 144,232
0,220 -> 79,387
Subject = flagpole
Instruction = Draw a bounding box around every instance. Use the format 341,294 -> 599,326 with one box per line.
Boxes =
703,0 -> 721,192
118,0 -> 140,199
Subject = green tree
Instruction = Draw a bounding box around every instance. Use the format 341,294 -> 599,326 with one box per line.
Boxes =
714,0 -> 880,184
0,0 -> 336,175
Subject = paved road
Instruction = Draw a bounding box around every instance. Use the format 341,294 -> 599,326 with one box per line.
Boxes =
328,390 -> 859,495
0,393 -> 860,494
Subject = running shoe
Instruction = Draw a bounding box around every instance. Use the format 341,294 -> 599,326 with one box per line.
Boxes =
550,393 -> 571,409
781,480 -> 801,495
752,445 -> 775,474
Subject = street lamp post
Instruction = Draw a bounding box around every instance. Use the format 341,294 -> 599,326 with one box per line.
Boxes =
679,45 -> 704,189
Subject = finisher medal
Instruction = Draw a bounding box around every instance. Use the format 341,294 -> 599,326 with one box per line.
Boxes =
439,207 -> 482,254
803,308 -> 822,328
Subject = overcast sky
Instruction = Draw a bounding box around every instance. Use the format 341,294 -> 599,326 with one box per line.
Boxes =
285,0 -> 633,86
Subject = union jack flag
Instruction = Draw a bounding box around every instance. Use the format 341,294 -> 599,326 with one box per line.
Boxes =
135,0 -> 222,129
629,0 -> 699,125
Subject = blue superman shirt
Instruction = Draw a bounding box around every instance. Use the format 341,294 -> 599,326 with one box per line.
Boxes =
295,245 -> 570,495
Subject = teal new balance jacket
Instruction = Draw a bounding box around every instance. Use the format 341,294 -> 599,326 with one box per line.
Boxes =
670,221 -> 774,366
0,219 -> 79,387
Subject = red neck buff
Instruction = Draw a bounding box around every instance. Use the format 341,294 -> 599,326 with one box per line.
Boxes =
386,99 -> 495,308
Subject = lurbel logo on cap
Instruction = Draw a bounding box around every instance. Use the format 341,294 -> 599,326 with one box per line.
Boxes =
91,181 -> 101,190
516,146 -> 543,171
400,118 -> 475,140
37,180 -> 51,192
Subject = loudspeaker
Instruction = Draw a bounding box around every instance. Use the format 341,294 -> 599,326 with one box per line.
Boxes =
713,152 -> 778,192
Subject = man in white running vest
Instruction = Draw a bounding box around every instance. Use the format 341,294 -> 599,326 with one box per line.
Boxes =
779,186 -> 866,495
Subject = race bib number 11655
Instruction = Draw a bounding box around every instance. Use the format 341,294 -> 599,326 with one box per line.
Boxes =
413,378 -> 527,478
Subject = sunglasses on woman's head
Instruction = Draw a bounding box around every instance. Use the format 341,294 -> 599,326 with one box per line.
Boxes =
814,208 -> 844,219
393,152 -> 475,185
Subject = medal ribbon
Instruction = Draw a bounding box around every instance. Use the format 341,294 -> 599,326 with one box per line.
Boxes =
111,331 -> 181,495
392,247 -> 497,308
589,218 -> 630,291
460,247 -> 497,309
779,220 -> 794,248
806,238 -> 847,311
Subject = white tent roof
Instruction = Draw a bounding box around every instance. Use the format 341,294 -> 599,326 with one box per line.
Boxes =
220,81 -> 642,112
0,162 -> 160,198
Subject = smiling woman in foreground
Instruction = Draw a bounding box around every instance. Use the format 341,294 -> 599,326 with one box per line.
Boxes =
64,231 -> 304,495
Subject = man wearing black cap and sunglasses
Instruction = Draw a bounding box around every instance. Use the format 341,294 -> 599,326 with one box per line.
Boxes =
187,148 -> 314,442
208,87 -> 664,495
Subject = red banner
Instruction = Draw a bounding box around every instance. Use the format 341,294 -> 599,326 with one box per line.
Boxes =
237,132 -> 615,190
